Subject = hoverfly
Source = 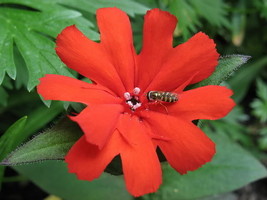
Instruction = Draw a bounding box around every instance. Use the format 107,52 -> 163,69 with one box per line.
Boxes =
147,91 -> 178,103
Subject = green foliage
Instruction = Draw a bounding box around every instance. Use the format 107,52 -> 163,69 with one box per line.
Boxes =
191,55 -> 251,89
23,101 -> 64,134
0,117 -> 27,161
0,0 -> 267,199
6,124 -> 267,199
169,0 -> 230,39
57,0 -> 149,17
14,161 -> 132,200
0,116 -> 27,189
231,0 -> 246,46
1,118 -> 82,165
0,0 -> 148,91
251,79 -> 267,123
0,0 -> 83,90
253,0 -> 267,19
202,106 -> 252,148
0,101 -> 64,187
143,132 -> 267,200
0,86 -> 8,106
228,57 -> 267,103
258,128 -> 267,151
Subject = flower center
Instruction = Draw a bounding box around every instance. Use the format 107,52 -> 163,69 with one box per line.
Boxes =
124,87 -> 142,111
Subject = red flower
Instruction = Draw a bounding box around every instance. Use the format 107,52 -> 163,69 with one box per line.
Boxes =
37,8 -> 235,197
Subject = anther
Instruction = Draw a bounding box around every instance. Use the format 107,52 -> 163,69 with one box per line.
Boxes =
132,103 -> 142,110
133,87 -> 141,95
124,92 -> 131,100
127,101 -> 134,107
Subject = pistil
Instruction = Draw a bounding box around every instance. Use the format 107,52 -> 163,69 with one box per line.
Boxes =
124,87 -> 142,111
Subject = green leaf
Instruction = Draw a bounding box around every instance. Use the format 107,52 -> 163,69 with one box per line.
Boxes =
170,0 -> 198,39
0,117 -> 28,161
191,0 -> 230,28
0,86 -> 8,106
0,0 -> 148,90
228,57 -> 267,102
0,0 -> 97,90
143,133 -> 267,200
23,101 -> 64,136
0,26 -> 16,83
0,116 -> 27,189
258,135 -> 267,151
202,106 -> 252,147
57,0 -> 149,17
13,161 -> 132,200
191,55 -> 251,89
255,79 -> 267,101
1,118 -> 82,165
169,0 -> 230,39
251,79 -> 267,123
231,1 -> 246,46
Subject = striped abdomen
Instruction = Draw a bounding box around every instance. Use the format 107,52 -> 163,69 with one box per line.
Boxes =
147,91 -> 178,103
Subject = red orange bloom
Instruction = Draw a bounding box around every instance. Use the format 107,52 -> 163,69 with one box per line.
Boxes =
37,8 -> 235,196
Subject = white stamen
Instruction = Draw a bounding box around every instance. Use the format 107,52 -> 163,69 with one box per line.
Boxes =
124,92 -> 131,100
132,103 -> 142,110
133,87 -> 141,95
127,101 -> 133,107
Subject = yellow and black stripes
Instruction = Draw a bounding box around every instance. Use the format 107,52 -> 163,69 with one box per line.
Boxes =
147,91 -> 178,103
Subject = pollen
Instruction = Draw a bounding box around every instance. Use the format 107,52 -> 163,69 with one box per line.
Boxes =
124,92 -> 131,100
133,87 -> 141,95
123,87 -> 142,111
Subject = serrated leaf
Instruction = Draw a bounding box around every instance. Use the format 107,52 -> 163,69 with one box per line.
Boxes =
0,116 -> 27,189
228,57 -> 267,102
170,0 -> 198,39
57,0 -> 149,17
0,29 -> 16,84
170,0 -> 230,39
14,161 -> 131,200
143,133 -> 267,200
256,79 -> 267,101
191,0 -> 230,28
0,0 -> 148,91
191,55 -> 251,89
251,79 -> 267,123
0,0 -> 98,90
1,118 -> 82,165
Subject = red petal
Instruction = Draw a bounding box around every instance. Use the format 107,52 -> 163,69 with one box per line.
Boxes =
137,8 -> 177,91
118,114 -> 162,197
142,111 -> 215,174
65,132 -> 124,181
56,25 -> 124,96
70,104 -> 123,149
37,74 -> 120,105
169,86 -> 235,121
146,32 -> 219,92
97,8 -> 136,92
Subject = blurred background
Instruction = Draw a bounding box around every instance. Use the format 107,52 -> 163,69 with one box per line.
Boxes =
0,0 -> 267,199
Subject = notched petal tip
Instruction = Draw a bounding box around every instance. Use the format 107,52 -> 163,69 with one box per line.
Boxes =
145,8 -> 178,24
56,24 -> 77,41
65,134 -> 122,182
55,25 -> 84,51
192,32 -> 218,51
96,6 -> 124,14
178,140 -> 216,174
